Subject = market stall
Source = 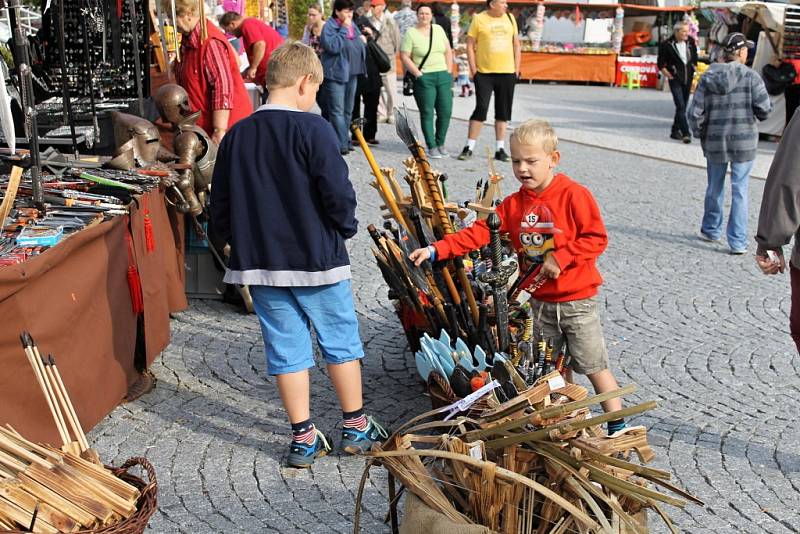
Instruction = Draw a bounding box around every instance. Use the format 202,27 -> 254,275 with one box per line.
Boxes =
452,0 -> 694,85
0,0 -> 193,447
700,1 -> 798,133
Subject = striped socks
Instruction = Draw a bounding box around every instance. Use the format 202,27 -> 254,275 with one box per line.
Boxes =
342,408 -> 368,431
607,419 -> 627,435
291,419 -> 317,445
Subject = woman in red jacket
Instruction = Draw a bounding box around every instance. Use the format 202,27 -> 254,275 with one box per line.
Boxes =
167,0 -> 253,144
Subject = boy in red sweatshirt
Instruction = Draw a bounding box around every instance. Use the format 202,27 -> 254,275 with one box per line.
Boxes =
409,119 -> 625,434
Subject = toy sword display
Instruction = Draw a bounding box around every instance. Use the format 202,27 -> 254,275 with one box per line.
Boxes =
8,0 -> 43,209
478,213 -> 516,354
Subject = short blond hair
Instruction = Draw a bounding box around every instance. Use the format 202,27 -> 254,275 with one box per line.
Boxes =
163,0 -> 199,16
266,41 -> 324,90
511,119 -> 558,153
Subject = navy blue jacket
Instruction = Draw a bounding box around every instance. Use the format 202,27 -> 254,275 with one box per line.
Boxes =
210,105 -> 358,286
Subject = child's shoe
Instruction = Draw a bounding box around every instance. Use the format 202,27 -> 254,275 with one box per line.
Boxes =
341,416 -> 389,454
287,429 -> 332,468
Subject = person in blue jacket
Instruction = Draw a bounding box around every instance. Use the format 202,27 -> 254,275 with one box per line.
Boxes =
210,42 -> 387,468
320,0 -> 367,155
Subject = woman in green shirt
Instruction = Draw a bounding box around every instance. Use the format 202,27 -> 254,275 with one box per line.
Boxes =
400,5 -> 453,158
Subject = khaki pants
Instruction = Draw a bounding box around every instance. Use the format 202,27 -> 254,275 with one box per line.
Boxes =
378,62 -> 397,121
530,296 -> 610,375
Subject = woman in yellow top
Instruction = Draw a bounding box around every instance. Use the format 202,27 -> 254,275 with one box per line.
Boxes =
400,4 -> 453,158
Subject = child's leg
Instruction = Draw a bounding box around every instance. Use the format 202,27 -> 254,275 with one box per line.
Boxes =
250,286 -> 329,466
585,369 -> 622,413
553,298 -> 626,432
328,360 -> 363,413
276,370 -> 312,423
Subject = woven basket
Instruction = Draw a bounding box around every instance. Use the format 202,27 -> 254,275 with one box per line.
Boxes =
427,371 -> 492,418
3,457 -> 158,534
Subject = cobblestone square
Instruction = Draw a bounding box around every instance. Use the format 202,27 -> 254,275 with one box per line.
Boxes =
91,84 -> 800,533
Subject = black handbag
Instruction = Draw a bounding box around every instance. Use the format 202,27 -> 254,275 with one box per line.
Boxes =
367,38 -> 392,74
403,27 -> 434,96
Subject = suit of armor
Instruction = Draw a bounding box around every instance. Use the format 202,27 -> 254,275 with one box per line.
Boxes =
154,84 -> 218,217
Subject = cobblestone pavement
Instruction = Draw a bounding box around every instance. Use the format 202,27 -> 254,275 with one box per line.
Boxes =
91,85 -> 799,533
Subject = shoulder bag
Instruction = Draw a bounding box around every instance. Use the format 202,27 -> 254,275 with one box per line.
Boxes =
403,27 -> 434,96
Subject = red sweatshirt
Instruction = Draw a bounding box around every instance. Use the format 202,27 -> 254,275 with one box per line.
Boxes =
433,173 -> 607,302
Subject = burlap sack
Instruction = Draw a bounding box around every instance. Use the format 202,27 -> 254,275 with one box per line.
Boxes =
399,493 -> 494,534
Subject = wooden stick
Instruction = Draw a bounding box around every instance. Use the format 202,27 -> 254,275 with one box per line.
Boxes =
0,432 -> 51,470
20,341 -> 70,446
368,448 -> 604,533
61,453 -> 139,502
0,481 -> 80,532
0,427 -> 61,463
43,364 -> 84,452
17,473 -> 98,527
0,166 -> 23,226
47,357 -> 90,451
0,494 -> 59,533
24,464 -> 114,524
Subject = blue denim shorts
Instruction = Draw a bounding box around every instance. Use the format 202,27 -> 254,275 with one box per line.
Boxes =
250,280 -> 365,375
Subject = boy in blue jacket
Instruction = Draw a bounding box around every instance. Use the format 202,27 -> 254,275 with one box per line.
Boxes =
210,41 -> 386,468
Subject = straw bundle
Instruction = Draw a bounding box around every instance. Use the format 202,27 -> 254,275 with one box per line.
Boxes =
354,375 -> 703,534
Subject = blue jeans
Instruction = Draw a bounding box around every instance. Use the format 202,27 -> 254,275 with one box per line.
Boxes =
669,78 -> 691,136
321,76 -> 358,151
701,160 -> 754,252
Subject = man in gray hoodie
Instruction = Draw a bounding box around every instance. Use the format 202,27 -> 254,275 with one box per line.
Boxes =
688,33 -> 772,254
754,112 -> 800,352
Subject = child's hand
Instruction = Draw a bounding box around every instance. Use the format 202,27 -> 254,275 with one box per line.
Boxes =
540,255 -> 561,279
409,247 -> 431,266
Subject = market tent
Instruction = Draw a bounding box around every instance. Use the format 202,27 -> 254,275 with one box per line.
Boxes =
700,1 -> 787,32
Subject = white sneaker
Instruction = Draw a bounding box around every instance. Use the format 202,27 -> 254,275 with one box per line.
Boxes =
387,116 -> 395,124
428,149 -> 443,159
437,147 -> 449,157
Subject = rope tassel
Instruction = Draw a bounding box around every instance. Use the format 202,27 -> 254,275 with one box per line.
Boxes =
143,196 -> 155,253
126,233 -> 144,314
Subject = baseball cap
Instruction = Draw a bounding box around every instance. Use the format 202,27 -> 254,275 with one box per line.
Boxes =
721,33 -> 754,53
370,0 -> 385,5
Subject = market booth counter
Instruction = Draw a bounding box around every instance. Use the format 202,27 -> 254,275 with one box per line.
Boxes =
449,0 -> 693,85
0,186 -> 187,446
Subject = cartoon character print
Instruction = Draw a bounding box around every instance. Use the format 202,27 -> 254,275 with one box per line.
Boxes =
518,204 -> 561,265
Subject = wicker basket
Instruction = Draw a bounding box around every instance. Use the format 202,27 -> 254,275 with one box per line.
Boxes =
3,457 -> 158,534
426,371 -> 492,418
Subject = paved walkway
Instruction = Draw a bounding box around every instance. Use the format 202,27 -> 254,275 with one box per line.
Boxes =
91,85 -> 799,533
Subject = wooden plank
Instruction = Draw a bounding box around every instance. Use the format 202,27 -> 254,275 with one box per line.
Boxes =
0,480 -> 80,532
0,494 -> 59,533
25,463 -> 114,523
62,453 -> 139,502
18,473 -> 98,527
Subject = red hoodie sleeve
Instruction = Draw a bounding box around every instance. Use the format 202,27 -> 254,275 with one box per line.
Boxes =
551,187 -> 608,270
432,200 -> 513,260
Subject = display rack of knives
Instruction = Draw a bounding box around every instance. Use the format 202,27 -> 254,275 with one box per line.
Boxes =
785,3 -> 800,59
39,0 -> 150,100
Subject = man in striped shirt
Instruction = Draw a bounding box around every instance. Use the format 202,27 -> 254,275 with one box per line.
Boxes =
688,32 -> 772,255
169,0 -> 252,144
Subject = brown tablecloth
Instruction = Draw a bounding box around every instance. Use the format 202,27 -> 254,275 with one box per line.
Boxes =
0,188 -> 187,444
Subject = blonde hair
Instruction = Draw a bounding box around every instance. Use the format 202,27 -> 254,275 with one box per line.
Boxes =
511,119 -> 558,153
164,0 -> 199,16
266,41 -> 324,90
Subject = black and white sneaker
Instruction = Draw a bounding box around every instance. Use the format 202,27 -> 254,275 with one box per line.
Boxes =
457,146 -> 473,160
494,148 -> 510,162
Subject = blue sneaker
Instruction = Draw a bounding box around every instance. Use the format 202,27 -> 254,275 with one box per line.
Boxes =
287,430 -> 331,468
341,416 -> 389,455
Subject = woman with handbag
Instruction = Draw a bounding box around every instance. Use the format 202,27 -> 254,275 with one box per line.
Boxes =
400,4 -> 453,158
353,15 -> 391,144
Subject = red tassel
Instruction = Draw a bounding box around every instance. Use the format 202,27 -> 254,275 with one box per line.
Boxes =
143,196 -> 155,253
117,0 -> 123,19
126,233 -> 144,314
